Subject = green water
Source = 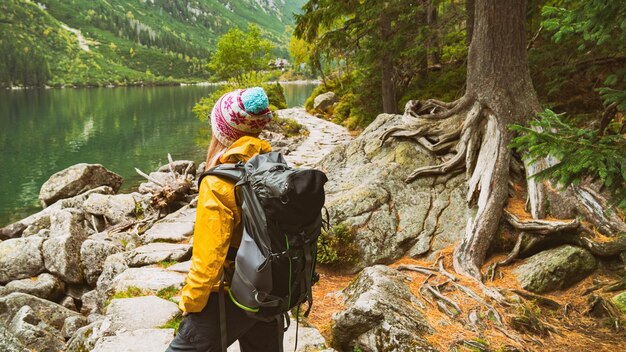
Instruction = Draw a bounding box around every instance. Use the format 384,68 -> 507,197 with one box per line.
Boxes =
0,83 -> 317,226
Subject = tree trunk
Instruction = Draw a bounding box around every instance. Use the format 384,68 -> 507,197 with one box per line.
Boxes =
453,0 -> 541,278
380,10 -> 398,114
466,0 -> 475,45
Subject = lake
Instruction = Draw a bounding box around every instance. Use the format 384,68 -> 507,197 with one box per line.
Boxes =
0,82 -> 317,226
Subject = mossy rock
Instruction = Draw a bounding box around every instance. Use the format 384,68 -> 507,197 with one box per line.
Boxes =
612,292 -> 626,314
514,245 -> 597,293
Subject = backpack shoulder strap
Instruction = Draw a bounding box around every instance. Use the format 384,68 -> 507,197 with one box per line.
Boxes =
197,163 -> 245,187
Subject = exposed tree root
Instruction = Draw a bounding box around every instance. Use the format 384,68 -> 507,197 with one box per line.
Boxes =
580,236 -> 626,257
503,210 -> 579,234
571,185 -> 626,236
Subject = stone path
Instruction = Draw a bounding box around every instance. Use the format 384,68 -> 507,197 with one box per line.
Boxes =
91,109 -> 352,352
277,108 -> 353,168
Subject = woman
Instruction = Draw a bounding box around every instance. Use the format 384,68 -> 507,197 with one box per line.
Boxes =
166,87 -> 281,352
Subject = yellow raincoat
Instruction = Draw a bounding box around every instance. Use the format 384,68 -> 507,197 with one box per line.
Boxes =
179,136 -> 272,313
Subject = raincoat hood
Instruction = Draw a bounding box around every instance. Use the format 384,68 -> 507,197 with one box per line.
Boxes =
219,136 -> 272,165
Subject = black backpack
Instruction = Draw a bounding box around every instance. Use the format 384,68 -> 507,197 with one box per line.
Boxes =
198,152 -> 328,352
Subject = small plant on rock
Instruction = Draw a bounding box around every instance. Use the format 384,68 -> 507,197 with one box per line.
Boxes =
317,223 -> 360,266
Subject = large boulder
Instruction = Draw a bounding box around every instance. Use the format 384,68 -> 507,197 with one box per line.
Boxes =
142,206 -> 196,243
103,296 -> 179,334
0,236 -> 45,284
514,245 -> 597,293
82,193 -> 148,225
39,163 -> 123,207
7,306 -> 66,352
126,243 -> 192,267
318,114 -> 468,270
96,253 -> 129,304
91,328 -> 174,352
3,273 -> 64,301
0,324 -> 29,352
313,91 -> 338,112
332,265 -> 434,352
109,267 -> 186,295
80,239 -> 123,286
42,209 -> 88,284
0,292 -> 81,332
1,186 -> 115,240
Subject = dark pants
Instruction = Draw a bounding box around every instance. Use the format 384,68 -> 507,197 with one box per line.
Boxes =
165,293 -> 282,352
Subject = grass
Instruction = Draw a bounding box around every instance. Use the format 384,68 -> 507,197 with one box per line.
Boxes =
160,314 -> 183,335
156,286 -> 181,303
159,260 -> 178,268
105,285 -> 181,306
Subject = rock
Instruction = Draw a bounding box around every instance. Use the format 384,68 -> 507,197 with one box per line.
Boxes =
66,320 -> 106,352
96,253 -> 128,304
0,324 -> 29,352
0,292 -> 80,331
611,292 -> 626,314
80,239 -> 123,286
197,162 -> 206,176
317,113 -> 468,270
126,243 -> 192,267
0,236 -> 45,284
21,215 -> 51,237
313,92 -> 338,112
60,296 -> 78,311
515,245 -> 597,293
103,296 -> 179,334
167,260 -> 191,273
8,306 -> 66,352
91,328 -> 174,352
82,193 -> 147,225
39,163 -> 123,207
3,273 -> 64,301
81,290 -> 99,315
143,206 -> 196,243
43,210 -> 88,284
103,231 -> 141,251
61,315 -> 88,339
332,265 -> 434,352
110,267 -> 186,295
158,160 -> 196,176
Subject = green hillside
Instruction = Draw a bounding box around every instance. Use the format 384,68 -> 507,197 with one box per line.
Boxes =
0,0 -> 305,87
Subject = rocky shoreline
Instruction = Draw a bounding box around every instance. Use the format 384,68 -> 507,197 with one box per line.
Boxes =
2,107 -> 622,351
0,108 -> 350,352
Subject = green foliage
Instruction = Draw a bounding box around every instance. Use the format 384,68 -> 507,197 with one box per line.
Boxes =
272,117 -> 305,137
317,223 -> 360,266
511,109 -> 626,210
0,0 -> 305,87
209,24 -> 274,83
296,0 -> 468,129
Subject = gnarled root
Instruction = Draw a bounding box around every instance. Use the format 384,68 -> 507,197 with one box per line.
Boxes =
503,210 -> 579,235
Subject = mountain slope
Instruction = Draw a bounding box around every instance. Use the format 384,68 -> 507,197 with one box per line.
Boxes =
0,0 -> 305,87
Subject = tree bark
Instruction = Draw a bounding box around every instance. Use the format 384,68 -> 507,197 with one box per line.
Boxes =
466,0 -> 475,45
453,0 -> 541,279
380,10 -> 398,114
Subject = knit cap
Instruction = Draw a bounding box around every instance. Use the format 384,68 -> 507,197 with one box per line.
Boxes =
210,87 -> 273,146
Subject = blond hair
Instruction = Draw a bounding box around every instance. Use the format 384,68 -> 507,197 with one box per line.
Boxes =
205,136 -> 228,168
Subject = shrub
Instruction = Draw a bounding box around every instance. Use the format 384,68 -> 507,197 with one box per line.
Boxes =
317,223 -> 360,266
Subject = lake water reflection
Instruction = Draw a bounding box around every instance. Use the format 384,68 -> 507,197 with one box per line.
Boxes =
0,82 -> 317,226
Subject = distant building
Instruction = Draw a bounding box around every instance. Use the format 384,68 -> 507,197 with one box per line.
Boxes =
268,58 -> 291,70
